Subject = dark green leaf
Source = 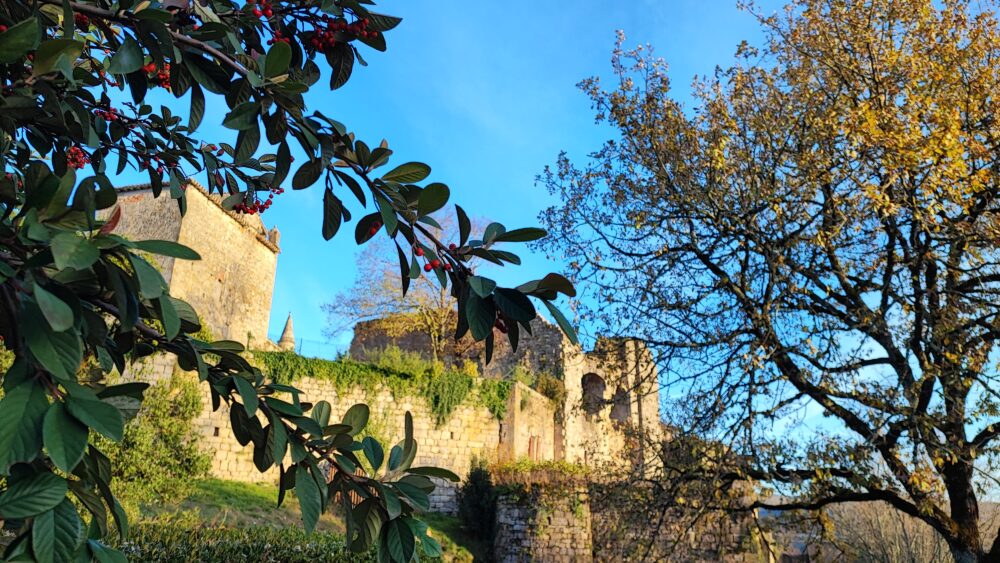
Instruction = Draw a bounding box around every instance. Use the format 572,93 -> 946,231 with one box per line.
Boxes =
342,404 -> 369,436
264,41 -> 292,78
493,288 -> 536,322
0,381 -> 47,471
51,233 -> 99,271
222,102 -> 261,130
296,465 -> 322,533
293,159 -> 323,189
466,293 -> 495,341
362,436 -> 384,472
407,466 -> 461,481
0,18 -> 39,64
0,471 -> 67,519
417,183 -> 449,217
64,397 -> 123,442
128,254 -> 166,299
43,403 -> 88,472
132,240 -> 200,260
233,376 -> 258,417
543,300 -> 579,345
106,36 -> 143,74
311,401 -> 332,427
468,276 -> 496,298
188,83 -> 205,130
322,189 -> 342,241
456,205 -> 471,246
384,518 -> 415,563
34,284 -> 73,332
494,227 -> 547,243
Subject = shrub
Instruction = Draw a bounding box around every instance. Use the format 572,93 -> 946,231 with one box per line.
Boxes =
99,371 -> 210,516
458,460 -> 497,542
117,520 -> 375,563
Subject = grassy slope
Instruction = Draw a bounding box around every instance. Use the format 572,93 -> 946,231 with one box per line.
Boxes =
141,479 -> 487,562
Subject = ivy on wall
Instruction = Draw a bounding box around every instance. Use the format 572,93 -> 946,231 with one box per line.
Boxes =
254,351 -> 513,425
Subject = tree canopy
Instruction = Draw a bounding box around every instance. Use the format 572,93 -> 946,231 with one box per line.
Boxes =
0,0 -> 577,561
540,1 -> 1000,560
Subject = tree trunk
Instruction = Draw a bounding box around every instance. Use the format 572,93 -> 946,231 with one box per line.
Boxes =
943,460 -> 983,563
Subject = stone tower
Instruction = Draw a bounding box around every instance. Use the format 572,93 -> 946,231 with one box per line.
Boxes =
278,313 -> 296,351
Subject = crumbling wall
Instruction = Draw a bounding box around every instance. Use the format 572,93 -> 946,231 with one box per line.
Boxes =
493,487 -> 593,563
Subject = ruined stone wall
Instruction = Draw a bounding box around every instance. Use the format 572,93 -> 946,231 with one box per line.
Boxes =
499,384 -> 557,462
351,318 -> 567,380
193,375 -> 547,513
493,487 -> 593,563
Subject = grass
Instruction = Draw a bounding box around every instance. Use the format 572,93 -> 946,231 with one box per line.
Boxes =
139,478 -> 480,561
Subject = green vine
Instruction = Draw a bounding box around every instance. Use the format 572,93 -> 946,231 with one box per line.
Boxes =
253,351 -> 509,426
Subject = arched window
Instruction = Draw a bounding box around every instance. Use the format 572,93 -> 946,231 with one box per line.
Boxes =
610,385 -> 630,423
581,373 -> 606,416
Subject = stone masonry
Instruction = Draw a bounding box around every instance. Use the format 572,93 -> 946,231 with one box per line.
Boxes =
493,487 -> 594,563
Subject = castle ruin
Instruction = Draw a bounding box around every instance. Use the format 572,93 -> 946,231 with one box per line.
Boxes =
109,180 -> 664,511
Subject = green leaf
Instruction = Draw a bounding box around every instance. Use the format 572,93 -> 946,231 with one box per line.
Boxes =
156,296 -> 180,340
222,101 -> 261,130
407,467 -> 461,481
65,397 -> 124,442
468,276 -> 496,298
22,302 -> 82,381
417,183 -> 449,217
384,518 -> 415,563
268,413 -> 288,462
33,498 -> 82,563
342,404 -> 369,436
51,233 -> 99,271
456,205 -> 471,246
543,300 -> 579,345
382,162 -> 430,183
494,227 -> 547,243
296,465 -> 322,533
494,288 -> 536,322
34,284 -> 73,332
43,403 -> 88,472
293,159 -> 324,189
366,13 -> 403,32
466,293 -> 495,341
0,18 -> 40,64
322,189 -> 342,241
132,240 -> 201,260
33,39 -> 83,78
188,83 -> 205,130
106,36 -> 144,74
311,400 -> 332,427
128,254 -> 166,299
483,222 -> 506,243
264,41 -> 292,78
362,436 -> 384,472
538,273 -> 576,297
233,376 -> 258,417
0,381 -> 48,471
0,471 -> 67,519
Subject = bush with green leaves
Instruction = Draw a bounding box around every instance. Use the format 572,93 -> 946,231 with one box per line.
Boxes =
117,521 -> 376,563
457,461 -> 496,543
98,372 -> 210,518
0,0 -> 578,561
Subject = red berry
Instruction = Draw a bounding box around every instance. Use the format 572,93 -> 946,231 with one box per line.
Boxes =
263,7 -> 272,16
448,243 -> 457,250
423,263 -> 432,272
253,8 -> 262,16
0,25 -> 8,33
444,263 -> 453,271
430,259 -> 440,269
415,247 -> 424,257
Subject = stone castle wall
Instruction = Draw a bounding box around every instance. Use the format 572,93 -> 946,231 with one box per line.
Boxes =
493,487 -> 594,563
194,373 -> 548,512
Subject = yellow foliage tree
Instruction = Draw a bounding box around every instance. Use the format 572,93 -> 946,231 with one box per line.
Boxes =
540,1 -> 1000,560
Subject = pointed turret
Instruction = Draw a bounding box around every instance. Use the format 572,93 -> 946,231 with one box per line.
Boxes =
278,313 -> 295,351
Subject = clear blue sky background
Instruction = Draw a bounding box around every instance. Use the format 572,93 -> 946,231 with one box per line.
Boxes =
239,0 -> 781,357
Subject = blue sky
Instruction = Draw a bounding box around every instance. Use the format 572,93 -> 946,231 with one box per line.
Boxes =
241,1 -> 780,357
